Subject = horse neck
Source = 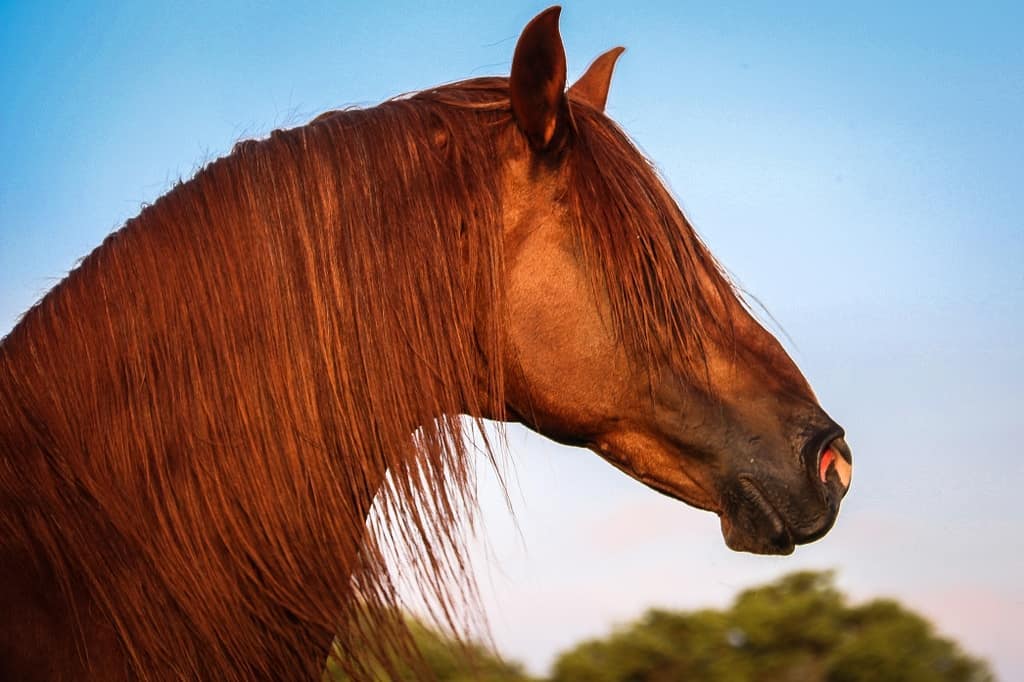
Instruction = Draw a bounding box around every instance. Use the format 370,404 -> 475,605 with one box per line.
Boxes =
0,110 -> 508,677
0,234 -> 394,681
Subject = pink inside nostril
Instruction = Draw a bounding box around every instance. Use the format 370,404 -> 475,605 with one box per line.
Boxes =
818,448 -> 837,483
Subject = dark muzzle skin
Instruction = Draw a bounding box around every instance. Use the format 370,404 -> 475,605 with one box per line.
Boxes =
720,417 -> 852,555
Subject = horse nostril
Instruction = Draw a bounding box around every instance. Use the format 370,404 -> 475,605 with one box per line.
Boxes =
821,436 -> 852,489
818,448 -> 837,483
801,424 -> 852,496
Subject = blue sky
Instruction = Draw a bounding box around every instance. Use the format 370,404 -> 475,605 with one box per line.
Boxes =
2,1 -> 1022,678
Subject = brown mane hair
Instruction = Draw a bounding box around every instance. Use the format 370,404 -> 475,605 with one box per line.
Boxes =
0,76 -> 736,679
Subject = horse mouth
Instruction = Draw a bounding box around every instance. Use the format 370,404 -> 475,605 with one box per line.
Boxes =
720,476 -> 795,555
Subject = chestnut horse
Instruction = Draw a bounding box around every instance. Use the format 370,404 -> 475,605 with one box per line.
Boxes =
0,7 -> 851,680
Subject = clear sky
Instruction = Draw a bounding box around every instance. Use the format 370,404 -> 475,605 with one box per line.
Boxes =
2,1 -> 1022,678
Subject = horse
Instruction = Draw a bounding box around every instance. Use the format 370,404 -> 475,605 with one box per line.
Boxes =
0,7 -> 852,680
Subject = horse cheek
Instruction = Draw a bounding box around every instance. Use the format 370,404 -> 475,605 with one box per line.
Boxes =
504,232 -> 630,442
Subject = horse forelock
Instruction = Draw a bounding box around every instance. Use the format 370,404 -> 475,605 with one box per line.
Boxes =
0,75 -> 737,679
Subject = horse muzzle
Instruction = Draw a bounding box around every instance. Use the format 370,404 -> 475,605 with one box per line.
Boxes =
720,426 -> 852,555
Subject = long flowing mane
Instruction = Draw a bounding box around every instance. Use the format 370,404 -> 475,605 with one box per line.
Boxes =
0,76 -> 736,679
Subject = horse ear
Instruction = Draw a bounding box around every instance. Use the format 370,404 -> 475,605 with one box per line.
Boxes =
568,47 -> 625,112
510,6 -> 572,152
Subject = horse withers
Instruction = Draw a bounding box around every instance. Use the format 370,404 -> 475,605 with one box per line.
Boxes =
0,7 -> 851,680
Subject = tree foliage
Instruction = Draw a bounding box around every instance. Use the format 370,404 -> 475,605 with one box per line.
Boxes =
550,571 -> 994,682
325,571 -> 994,681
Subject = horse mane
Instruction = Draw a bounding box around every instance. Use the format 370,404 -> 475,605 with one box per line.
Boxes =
0,76 -> 737,679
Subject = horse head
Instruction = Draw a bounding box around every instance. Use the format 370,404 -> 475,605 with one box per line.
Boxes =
0,8 -> 855,679
497,7 -> 851,555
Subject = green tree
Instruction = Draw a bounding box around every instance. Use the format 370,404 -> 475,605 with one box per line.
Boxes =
550,571 -> 994,682
825,599 -> 993,682
323,572 -> 994,681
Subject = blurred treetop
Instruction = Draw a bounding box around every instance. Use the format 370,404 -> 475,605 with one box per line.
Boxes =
329,571 -> 995,682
